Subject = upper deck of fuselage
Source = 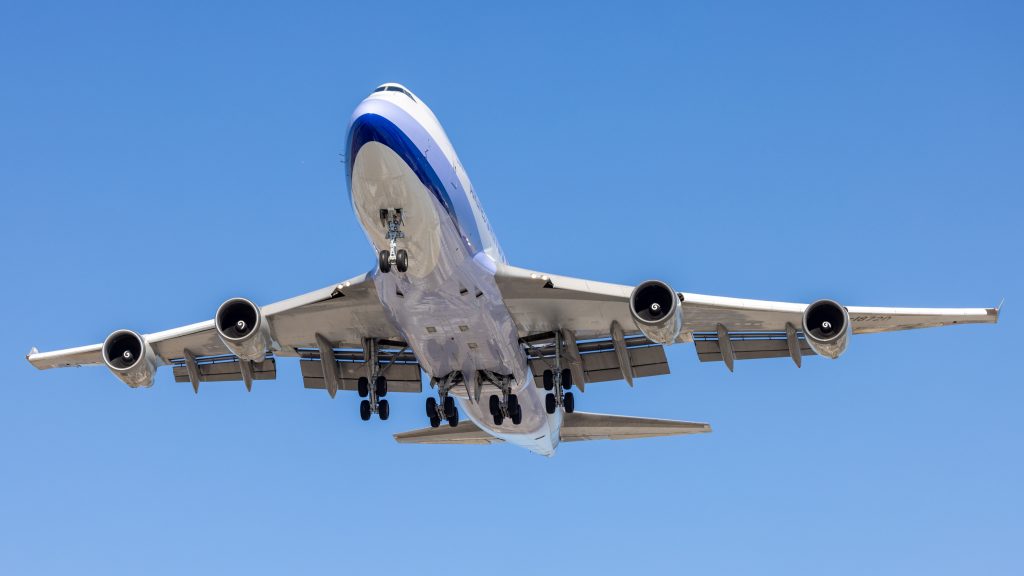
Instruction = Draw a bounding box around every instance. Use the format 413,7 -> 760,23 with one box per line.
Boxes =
345,83 -> 504,263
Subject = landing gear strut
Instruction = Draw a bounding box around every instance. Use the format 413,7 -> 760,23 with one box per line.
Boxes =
426,372 -> 462,428
378,208 -> 409,273
541,331 -> 575,415
357,338 -> 390,421
481,371 -> 522,426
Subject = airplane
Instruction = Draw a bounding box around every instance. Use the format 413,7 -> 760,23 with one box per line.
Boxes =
27,82 -> 1000,456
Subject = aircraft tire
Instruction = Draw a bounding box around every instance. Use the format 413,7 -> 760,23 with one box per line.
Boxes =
542,370 -> 554,390
396,249 -> 409,273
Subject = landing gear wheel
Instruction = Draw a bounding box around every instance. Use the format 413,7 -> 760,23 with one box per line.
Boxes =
561,368 -> 573,390
426,397 -> 438,419
511,404 -> 523,425
489,395 -> 500,416
563,392 -> 575,413
375,375 -> 388,397
545,393 -> 557,414
429,416 -> 441,428
395,249 -> 409,273
377,399 -> 390,420
448,407 -> 459,427
507,394 -> 520,417
359,399 -> 371,421
492,410 -> 504,426
357,377 -> 369,398
443,396 -> 456,419
378,250 -> 391,273
542,370 -> 554,391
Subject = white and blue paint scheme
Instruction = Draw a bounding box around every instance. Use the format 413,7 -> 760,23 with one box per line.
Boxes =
26,83 -> 999,456
347,84 -> 559,454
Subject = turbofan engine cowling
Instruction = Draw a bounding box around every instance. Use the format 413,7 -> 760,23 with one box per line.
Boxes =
629,280 -> 684,345
801,299 -> 850,359
215,297 -> 272,362
102,329 -> 158,388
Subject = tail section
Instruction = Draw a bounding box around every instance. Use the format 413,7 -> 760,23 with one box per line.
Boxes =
560,412 -> 711,441
393,412 -> 711,446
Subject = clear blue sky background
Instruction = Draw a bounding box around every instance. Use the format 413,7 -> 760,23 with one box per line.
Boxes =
1,1 -> 1021,574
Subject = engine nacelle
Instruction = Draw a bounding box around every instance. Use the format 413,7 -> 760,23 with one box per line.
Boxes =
102,329 -> 158,388
801,299 -> 850,359
629,280 -> 684,345
215,297 -> 272,362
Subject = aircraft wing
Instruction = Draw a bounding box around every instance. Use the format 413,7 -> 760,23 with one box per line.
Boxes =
495,264 -> 999,375
26,272 -> 409,393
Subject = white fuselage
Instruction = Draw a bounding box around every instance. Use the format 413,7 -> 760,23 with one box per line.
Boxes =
346,85 -> 561,455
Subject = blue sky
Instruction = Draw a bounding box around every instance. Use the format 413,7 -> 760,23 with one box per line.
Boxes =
1,1 -> 1021,574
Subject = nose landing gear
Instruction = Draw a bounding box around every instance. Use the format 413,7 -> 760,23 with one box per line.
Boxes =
426,372 -> 461,428
378,209 -> 409,273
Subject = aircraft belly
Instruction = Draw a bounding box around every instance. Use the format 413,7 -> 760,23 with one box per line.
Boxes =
351,142 -> 558,455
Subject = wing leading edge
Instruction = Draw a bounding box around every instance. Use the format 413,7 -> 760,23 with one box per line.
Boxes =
27,272 -> 402,373
495,264 -> 999,371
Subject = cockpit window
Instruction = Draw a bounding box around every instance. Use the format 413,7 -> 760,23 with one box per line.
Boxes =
374,85 -> 416,102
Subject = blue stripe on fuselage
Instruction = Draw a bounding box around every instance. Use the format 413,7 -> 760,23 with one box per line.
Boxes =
346,112 -> 480,254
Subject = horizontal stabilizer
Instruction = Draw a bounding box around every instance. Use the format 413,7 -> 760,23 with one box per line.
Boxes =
393,412 -> 711,446
394,420 -> 503,445
561,412 -> 711,441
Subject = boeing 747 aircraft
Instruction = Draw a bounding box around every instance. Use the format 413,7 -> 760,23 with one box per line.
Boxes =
27,83 -> 1000,455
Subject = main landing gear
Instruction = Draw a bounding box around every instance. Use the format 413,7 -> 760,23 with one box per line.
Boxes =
378,208 -> 409,274
541,331 -> 575,415
543,368 -> 574,414
482,371 -> 522,426
357,338 -> 390,421
426,372 -> 461,428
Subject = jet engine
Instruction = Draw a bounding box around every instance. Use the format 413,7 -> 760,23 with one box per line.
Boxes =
215,297 -> 272,362
629,280 -> 683,345
801,299 -> 850,359
102,329 -> 158,388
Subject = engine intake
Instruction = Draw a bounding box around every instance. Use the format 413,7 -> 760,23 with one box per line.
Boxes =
801,299 -> 850,359
215,297 -> 272,362
629,280 -> 683,345
102,329 -> 157,388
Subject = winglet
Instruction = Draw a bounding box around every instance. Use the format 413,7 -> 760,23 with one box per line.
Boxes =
994,298 -> 1004,323
26,347 -> 38,361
